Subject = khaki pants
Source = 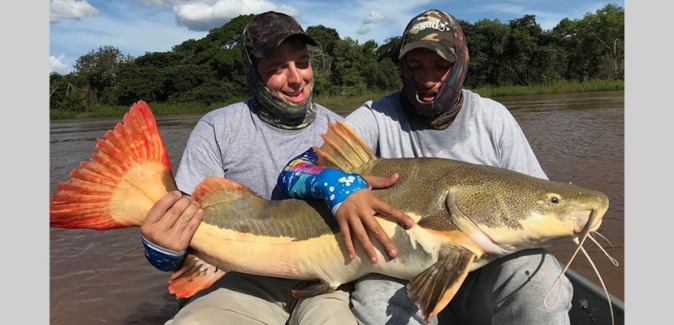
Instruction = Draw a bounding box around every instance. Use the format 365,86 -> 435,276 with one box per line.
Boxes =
165,272 -> 356,325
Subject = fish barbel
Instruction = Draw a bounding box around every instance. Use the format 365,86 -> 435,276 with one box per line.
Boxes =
49,100 -> 609,322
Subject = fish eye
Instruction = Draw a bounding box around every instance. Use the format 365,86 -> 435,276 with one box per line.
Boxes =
546,193 -> 561,204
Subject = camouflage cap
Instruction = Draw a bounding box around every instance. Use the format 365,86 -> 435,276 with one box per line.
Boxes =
243,11 -> 319,59
398,9 -> 461,62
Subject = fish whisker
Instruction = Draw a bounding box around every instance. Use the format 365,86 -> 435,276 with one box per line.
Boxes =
543,238 -> 582,309
588,233 -> 619,267
544,209 -> 598,309
579,243 -> 615,325
593,231 -> 615,250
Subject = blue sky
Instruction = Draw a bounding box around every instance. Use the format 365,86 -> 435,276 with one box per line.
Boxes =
49,0 -> 624,74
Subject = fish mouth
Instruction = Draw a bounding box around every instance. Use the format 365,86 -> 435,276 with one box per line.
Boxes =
570,193 -> 609,236
574,208 -> 603,242
570,209 -> 603,235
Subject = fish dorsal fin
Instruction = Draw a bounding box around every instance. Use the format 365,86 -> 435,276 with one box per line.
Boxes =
313,120 -> 377,173
192,176 -> 263,204
168,253 -> 226,299
407,243 -> 476,323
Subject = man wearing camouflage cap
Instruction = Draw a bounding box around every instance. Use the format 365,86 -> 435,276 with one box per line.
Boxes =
277,8 -> 572,325
137,11 -> 412,325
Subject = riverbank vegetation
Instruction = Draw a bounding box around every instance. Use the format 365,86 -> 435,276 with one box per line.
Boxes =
49,4 -> 624,120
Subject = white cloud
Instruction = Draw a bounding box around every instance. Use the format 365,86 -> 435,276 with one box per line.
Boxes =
362,10 -> 386,24
135,0 -> 195,6
50,54 -> 71,74
50,10 -> 205,61
482,4 -> 526,16
356,25 -> 372,34
50,0 -> 99,24
174,0 -> 300,31
135,0 -> 178,5
288,0 -> 436,45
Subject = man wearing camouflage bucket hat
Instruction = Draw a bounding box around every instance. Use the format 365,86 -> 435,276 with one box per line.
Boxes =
277,8 -> 572,325
137,10 -> 411,325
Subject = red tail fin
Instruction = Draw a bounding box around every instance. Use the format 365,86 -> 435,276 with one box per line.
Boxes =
50,100 -> 178,229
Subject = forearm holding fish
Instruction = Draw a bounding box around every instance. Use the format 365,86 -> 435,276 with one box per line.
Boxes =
139,119 -> 221,272
278,147 -> 369,214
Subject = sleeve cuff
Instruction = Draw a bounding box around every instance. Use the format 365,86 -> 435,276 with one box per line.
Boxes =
140,233 -> 186,257
140,231 -> 186,272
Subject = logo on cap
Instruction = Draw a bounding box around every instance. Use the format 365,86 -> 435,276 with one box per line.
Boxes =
410,20 -> 451,32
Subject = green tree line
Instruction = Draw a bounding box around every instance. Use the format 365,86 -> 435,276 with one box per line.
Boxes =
49,4 -> 624,113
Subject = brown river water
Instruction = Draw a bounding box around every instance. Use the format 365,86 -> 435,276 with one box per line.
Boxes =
49,90 -> 624,324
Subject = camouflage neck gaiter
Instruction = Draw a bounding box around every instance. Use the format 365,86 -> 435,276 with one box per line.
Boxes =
400,19 -> 470,130
241,41 -> 317,130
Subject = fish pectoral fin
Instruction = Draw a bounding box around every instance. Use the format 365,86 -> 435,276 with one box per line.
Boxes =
167,253 -> 226,299
406,244 -> 476,323
291,279 -> 335,298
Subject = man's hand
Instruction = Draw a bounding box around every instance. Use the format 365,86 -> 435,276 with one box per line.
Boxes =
334,173 -> 415,263
140,191 -> 204,252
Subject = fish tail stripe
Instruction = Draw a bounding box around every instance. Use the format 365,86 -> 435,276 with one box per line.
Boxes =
94,137 -> 132,170
121,114 -> 148,161
50,192 -> 111,203
107,125 -> 137,162
129,100 -> 168,165
85,157 -> 124,179
50,202 -> 108,212
68,168 -> 119,188
54,178 -> 116,194
49,202 -> 120,229
168,254 -> 226,299
123,110 -> 153,163
49,100 -> 176,230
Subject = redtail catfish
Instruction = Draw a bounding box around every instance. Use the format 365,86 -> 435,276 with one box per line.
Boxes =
49,101 -> 608,322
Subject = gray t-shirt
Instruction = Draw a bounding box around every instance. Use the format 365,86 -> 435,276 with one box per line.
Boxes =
345,89 -> 547,179
175,98 -> 344,200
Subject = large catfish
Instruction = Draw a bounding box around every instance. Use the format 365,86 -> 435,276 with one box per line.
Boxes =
49,101 -> 608,322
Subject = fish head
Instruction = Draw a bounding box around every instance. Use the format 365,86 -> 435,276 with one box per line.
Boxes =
446,175 -> 609,256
